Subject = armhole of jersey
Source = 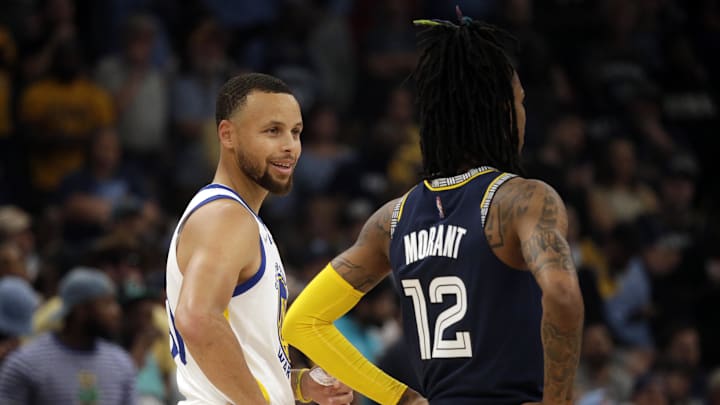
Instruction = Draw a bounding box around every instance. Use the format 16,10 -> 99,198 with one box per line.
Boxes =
231,236 -> 266,296
390,190 -> 412,240
175,194 -> 237,247
175,193 -> 266,296
480,173 -> 517,228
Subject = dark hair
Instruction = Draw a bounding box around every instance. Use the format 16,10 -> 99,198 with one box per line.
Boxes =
215,73 -> 293,126
411,19 -> 521,178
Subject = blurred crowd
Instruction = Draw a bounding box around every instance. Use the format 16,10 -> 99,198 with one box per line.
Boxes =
0,0 -> 719,404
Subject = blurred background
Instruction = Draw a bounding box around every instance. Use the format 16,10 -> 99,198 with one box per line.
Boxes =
0,0 -> 719,404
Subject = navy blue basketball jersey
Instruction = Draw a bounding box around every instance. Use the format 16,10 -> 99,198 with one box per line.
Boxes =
388,166 -> 543,405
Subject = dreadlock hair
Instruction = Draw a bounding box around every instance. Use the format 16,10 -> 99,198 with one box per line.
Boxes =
411,18 -> 523,179
215,73 -> 292,126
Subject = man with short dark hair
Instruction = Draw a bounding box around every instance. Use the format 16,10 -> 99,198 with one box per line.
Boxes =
166,73 -> 352,404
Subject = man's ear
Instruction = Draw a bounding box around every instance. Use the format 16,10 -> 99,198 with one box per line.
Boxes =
218,119 -> 234,148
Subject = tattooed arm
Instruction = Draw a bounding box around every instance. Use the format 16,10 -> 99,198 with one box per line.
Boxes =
283,199 -> 427,405
330,199 -> 396,292
515,180 -> 584,405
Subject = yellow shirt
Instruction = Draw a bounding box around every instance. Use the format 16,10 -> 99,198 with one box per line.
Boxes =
19,78 -> 115,190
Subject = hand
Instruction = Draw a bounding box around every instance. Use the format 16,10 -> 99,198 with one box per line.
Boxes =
398,388 -> 428,405
301,368 -> 353,405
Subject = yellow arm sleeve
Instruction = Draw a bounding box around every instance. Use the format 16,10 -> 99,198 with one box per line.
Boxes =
283,264 -> 407,405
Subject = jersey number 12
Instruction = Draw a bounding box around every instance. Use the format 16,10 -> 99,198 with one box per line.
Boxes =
402,276 -> 472,359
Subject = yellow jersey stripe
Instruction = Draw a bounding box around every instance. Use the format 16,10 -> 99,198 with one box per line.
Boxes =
479,173 -> 517,228
256,379 -> 271,403
423,168 -> 495,191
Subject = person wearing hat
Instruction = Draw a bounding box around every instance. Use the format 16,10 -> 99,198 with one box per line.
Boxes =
0,276 -> 39,364
0,267 -> 137,404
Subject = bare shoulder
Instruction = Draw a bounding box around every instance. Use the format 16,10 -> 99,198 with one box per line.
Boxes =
357,198 -> 401,247
512,179 -> 574,276
177,199 -> 260,271
485,177 -> 542,247
512,178 -> 568,236
330,198 -> 401,293
485,178 -> 567,268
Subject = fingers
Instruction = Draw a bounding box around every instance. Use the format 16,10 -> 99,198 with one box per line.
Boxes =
329,391 -> 354,404
314,386 -> 354,405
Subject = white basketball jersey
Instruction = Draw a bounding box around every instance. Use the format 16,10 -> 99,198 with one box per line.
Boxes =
165,184 -> 294,404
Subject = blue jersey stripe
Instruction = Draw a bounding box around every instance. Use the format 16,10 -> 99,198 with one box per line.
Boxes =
232,236 -> 266,296
179,193 -> 266,297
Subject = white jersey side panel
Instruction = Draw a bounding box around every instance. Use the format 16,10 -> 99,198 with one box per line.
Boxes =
165,184 -> 294,404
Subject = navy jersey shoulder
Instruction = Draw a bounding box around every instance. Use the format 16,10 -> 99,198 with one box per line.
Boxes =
388,167 -> 543,405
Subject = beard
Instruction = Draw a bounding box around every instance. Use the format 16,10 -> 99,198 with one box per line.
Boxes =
236,149 -> 293,195
87,317 -> 118,341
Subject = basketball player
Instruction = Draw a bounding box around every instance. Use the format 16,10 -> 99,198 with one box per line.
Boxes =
166,73 -> 353,404
283,17 -> 584,405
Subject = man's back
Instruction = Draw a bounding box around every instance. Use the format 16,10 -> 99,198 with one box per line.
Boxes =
0,333 -> 136,405
388,167 -> 543,404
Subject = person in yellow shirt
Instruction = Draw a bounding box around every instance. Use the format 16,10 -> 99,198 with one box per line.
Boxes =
19,40 -> 114,194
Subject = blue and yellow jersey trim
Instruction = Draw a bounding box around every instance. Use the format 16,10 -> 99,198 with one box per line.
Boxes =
390,186 -> 416,239
479,172 -> 517,228
423,166 -> 496,191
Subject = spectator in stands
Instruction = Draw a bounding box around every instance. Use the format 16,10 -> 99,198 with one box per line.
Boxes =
588,137 -> 658,236
0,267 -> 136,404
58,127 -> 157,246
575,322 -> 633,403
121,288 -> 167,405
662,324 -> 706,399
0,206 -> 39,281
170,18 -> 232,203
601,222 -> 655,348
18,0 -> 78,82
709,368 -> 720,405
631,373 -> 669,405
293,104 -> 354,196
19,39 -> 115,198
0,241 -> 26,280
0,276 -> 39,364
95,14 -> 168,170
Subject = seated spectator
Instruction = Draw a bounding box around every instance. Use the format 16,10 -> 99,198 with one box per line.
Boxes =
600,223 -> 655,348
0,205 -> 39,281
709,368 -> 720,405
95,14 -> 168,168
121,288 -> 166,405
59,127 -> 157,245
660,361 -> 704,405
0,268 -> 136,404
588,138 -> 658,236
0,276 -> 40,364
0,241 -> 26,280
575,323 -> 633,403
18,39 -> 115,196
631,373 -> 669,405
661,323 -> 706,399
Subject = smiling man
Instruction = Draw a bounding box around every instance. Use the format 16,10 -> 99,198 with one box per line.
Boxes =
165,73 -> 352,404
